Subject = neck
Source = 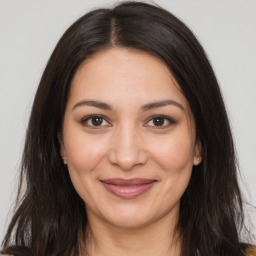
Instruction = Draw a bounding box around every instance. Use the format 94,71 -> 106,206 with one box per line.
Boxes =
85,210 -> 181,256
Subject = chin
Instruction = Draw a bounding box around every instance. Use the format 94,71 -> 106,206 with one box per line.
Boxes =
101,204 -> 157,229
108,215 -> 151,229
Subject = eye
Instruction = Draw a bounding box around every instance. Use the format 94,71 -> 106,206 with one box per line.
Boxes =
81,115 -> 111,129
145,115 -> 175,128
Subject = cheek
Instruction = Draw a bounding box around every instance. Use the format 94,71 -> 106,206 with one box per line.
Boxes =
152,135 -> 195,206
64,134 -> 109,205
65,133 -> 107,173
150,135 -> 195,171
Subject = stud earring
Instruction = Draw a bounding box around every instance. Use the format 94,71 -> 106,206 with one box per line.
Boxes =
63,158 -> 67,165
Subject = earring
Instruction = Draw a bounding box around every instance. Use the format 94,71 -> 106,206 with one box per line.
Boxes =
63,158 -> 67,165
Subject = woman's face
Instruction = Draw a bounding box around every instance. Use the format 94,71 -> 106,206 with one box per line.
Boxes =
60,47 -> 201,228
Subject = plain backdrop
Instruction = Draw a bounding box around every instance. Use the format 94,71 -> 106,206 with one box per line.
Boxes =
0,0 -> 255,242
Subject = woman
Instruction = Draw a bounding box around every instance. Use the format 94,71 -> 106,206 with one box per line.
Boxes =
1,1 -> 255,256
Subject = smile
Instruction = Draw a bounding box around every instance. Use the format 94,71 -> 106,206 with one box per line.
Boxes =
100,178 -> 157,199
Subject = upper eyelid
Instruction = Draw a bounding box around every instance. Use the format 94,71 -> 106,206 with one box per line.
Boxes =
80,114 -> 175,126
145,114 -> 175,123
82,114 -> 109,121
144,115 -> 176,129
81,114 -> 112,126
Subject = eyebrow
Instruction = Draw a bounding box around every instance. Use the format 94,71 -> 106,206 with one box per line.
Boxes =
72,99 -> 184,112
72,100 -> 113,111
140,100 -> 184,112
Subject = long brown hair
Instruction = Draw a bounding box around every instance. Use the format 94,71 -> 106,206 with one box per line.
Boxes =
1,1 -> 251,255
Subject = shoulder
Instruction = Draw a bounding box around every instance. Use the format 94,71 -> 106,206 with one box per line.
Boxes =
245,245 -> 256,256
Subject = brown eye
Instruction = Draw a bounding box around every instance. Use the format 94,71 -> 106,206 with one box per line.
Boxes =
91,117 -> 103,126
145,115 -> 175,128
81,115 -> 110,128
152,117 -> 165,126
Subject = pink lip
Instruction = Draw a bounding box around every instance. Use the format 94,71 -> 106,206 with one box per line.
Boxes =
100,178 -> 157,199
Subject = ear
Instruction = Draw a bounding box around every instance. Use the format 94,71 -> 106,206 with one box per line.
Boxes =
193,140 -> 202,166
57,131 -> 66,161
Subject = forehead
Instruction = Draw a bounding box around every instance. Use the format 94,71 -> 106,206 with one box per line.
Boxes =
68,47 -> 189,111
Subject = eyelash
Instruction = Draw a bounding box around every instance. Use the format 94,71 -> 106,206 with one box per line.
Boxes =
144,115 -> 176,129
81,115 -> 111,129
80,115 -> 176,129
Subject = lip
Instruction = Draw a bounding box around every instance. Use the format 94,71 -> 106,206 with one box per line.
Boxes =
100,178 -> 157,199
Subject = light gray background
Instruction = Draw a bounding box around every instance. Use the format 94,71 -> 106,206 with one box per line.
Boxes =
0,0 -> 255,242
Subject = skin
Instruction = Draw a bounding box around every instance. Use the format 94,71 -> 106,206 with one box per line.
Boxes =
60,47 -> 201,256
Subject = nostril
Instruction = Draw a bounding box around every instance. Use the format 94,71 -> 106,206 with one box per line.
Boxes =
107,147 -> 149,171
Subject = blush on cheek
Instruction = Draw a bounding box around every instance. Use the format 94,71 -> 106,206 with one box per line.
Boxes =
67,141 -> 106,173
155,140 -> 194,169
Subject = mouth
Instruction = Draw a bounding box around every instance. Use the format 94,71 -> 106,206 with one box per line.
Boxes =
100,178 -> 157,199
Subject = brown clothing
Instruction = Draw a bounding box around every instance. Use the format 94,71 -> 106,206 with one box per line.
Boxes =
246,245 -> 256,256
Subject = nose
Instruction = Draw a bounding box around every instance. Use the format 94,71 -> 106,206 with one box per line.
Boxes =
107,125 -> 148,171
